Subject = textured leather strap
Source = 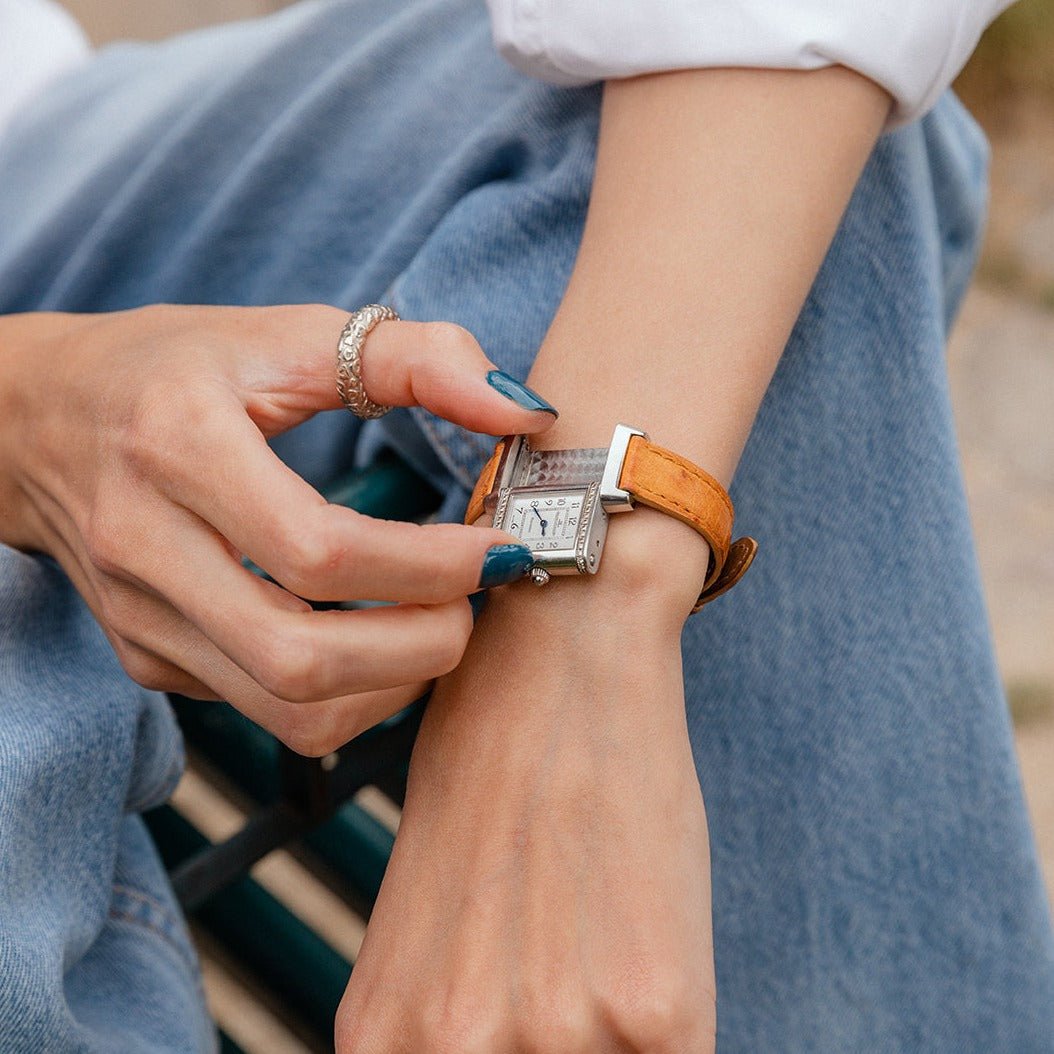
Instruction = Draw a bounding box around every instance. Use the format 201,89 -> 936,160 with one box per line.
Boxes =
617,435 -> 756,610
693,536 -> 758,611
619,436 -> 732,572
465,439 -> 506,525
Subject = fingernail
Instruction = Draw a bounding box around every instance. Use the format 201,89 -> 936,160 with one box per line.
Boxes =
468,589 -> 488,620
478,543 -> 535,589
486,370 -> 559,417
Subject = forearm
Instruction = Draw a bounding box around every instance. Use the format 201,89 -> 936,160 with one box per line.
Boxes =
348,67 -> 890,1053
518,67 -> 889,614
533,65 -> 889,470
0,312 -> 81,552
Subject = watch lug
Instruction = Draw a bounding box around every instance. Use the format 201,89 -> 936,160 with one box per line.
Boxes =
484,434 -> 530,518
600,423 -> 647,512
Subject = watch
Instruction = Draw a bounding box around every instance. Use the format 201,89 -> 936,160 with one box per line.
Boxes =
465,423 -> 757,611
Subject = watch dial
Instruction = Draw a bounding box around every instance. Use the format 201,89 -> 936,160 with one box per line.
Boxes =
506,492 -> 584,552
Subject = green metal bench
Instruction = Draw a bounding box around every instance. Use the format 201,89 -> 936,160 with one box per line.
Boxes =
145,452 -> 443,1053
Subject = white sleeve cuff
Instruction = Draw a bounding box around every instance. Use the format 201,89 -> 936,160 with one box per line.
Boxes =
0,0 -> 91,140
485,0 -> 1011,127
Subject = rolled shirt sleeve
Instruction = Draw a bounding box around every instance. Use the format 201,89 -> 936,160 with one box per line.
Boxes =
0,0 -> 90,139
485,0 -> 1012,126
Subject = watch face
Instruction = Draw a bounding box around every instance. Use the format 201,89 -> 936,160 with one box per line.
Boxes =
506,490 -> 585,552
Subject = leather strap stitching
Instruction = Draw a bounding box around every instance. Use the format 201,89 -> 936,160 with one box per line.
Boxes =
624,440 -> 733,522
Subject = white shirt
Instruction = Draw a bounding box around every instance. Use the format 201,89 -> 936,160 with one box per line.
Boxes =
486,0 -> 1012,126
0,0 -> 1008,140
0,0 -> 89,138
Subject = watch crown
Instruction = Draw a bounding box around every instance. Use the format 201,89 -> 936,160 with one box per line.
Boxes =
529,566 -> 551,587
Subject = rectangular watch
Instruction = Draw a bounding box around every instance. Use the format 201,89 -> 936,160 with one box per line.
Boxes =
465,423 -> 758,611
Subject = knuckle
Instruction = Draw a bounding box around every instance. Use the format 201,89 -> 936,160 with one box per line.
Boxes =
417,997 -> 497,1054
272,518 -> 344,596
272,699 -> 366,757
273,712 -> 338,757
94,580 -> 143,640
605,977 -> 695,1052
83,514 -> 124,578
422,321 -> 478,361
252,624 -> 321,703
124,380 -> 211,481
114,642 -> 172,693
516,1011 -> 593,1054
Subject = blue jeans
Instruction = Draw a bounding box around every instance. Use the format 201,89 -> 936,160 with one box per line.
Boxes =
1,1 -> 1051,1050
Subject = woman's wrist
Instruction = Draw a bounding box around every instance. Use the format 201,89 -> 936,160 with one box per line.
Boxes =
0,313 -> 62,553
481,504 -> 711,638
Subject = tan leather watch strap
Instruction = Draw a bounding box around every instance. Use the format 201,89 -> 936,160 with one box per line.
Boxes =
618,434 -> 756,610
465,439 -> 506,525
619,436 -> 733,576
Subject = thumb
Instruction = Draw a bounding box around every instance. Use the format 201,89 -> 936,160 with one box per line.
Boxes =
347,317 -> 559,435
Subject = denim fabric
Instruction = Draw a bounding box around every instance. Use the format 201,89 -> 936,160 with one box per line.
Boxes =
0,0 -> 1051,1050
0,552 -> 210,1052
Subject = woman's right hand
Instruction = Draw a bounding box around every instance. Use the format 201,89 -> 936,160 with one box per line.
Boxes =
0,304 -> 555,754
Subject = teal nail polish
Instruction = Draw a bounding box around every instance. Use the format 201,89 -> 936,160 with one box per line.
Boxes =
478,544 -> 535,589
486,370 -> 559,417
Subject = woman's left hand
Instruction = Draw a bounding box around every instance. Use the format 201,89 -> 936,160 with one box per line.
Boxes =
335,534 -> 717,1054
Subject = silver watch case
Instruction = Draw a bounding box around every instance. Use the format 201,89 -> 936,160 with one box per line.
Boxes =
486,423 -> 647,581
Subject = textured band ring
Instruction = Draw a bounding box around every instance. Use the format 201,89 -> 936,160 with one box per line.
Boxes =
336,303 -> 399,419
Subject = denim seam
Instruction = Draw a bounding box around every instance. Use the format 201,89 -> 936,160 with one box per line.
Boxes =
109,884 -> 199,978
124,730 -> 185,815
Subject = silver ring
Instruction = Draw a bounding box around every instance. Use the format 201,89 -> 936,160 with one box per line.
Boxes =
336,304 -> 399,419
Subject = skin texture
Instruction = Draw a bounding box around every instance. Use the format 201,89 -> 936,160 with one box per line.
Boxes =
336,67 -> 890,1052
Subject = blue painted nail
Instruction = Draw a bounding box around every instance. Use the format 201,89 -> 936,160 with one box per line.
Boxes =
486,370 -> 559,417
478,544 -> 535,589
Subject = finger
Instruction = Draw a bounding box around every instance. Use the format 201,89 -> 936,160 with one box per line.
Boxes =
166,405 -> 533,603
41,526 -> 224,699
138,598 -> 432,752
235,307 -> 556,438
125,592 -> 433,754
247,308 -> 558,435
68,541 -> 431,752
58,490 -> 473,704
120,513 -> 476,702
52,533 -> 223,702
352,319 -> 559,436
111,638 -> 224,700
